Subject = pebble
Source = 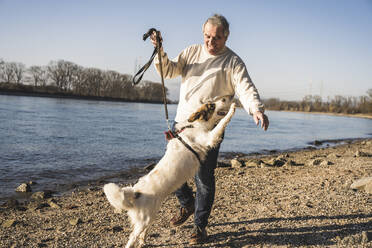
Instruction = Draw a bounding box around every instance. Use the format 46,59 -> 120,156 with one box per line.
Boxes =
244,159 -> 263,168
327,153 -> 340,159
28,202 -> 49,211
69,218 -> 82,226
362,231 -> 372,242
2,219 -> 16,228
365,182 -> 372,194
230,158 -> 244,168
320,160 -> 332,166
112,226 -> 123,233
217,161 -> 231,168
15,183 -> 31,193
355,150 -> 370,157
270,158 -> 286,167
284,159 -> 297,166
307,159 -> 323,166
47,199 -> 61,209
31,191 -> 48,200
350,177 -> 372,190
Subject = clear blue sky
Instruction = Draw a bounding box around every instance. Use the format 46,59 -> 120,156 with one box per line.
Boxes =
1,0 -> 371,101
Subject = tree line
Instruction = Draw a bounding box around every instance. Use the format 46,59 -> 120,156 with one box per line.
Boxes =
0,58 -> 168,103
262,91 -> 372,115
1,58 -> 371,115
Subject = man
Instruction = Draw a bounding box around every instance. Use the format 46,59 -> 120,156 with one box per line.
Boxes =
151,14 -> 269,244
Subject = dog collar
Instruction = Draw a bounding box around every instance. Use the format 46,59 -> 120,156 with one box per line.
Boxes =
164,125 -> 193,141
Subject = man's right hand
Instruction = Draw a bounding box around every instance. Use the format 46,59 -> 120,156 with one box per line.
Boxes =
253,111 -> 269,131
150,31 -> 162,48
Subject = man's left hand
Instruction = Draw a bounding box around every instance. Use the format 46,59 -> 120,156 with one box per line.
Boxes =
253,111 -> 269,131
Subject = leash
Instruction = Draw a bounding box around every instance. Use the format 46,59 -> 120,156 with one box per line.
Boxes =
132,28 -> 201,164
164,125 -> 202,164
175,134 -> 202,164
132,28 -> 171,130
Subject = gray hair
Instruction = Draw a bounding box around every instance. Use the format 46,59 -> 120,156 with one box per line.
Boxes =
203,14 -> 230,38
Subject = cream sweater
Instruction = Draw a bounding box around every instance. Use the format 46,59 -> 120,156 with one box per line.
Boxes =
154,44 -> 264,122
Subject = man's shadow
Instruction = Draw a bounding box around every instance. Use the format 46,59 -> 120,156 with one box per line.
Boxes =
204,213 -> 372,247
146,213 -> 371,247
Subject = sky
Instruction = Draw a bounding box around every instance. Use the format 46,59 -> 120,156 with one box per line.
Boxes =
0,0 -> 371,101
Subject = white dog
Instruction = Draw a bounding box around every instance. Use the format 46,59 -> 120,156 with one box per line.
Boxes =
104,97 -> 236,248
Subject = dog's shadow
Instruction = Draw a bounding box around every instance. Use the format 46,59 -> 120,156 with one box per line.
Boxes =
147,213 -> 372,247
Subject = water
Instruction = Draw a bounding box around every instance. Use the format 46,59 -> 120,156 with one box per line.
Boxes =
1,95 -> 372,201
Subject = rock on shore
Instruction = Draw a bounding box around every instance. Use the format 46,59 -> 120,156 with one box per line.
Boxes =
1,139 -> 371,247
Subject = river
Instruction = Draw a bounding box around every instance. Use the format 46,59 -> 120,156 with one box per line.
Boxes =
1,95 -> 371,201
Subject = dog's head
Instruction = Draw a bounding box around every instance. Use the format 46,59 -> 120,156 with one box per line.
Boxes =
187,96 -> 233,124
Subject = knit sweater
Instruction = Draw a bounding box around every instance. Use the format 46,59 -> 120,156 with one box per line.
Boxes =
154,44 -> 264,122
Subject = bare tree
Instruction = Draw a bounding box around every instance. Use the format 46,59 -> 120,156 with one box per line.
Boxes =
138,81 -> 167,102
71,65 -> 85,94
84,68 -> 103,96
29,66 -> 48,86
120,74 -> 136,99
101,70 -> 121,97
363,89 -> 372,113
13,63 -> 26,84
39,66 -> 49,86
47,61 -> 62,88
3,62 -> 17,83
48,60 -> 79,91
0,59 -> 5,82
367,89 -> 372,101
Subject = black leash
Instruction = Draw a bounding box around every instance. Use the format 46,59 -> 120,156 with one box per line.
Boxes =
175,134 -> 202,164
132,28 -> 170,130
132,28 -> 202,164
132,28 -> 158,86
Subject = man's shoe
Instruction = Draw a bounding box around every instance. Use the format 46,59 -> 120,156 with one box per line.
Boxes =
170,204 -> 195,227
189,226 -> 208,245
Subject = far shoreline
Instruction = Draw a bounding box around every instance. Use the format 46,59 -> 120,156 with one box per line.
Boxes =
2,90 -> 371,119
273,109 -> 372,120
0,90 -> 175,105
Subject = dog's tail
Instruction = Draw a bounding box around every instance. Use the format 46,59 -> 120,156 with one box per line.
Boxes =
103,183 -> 138,211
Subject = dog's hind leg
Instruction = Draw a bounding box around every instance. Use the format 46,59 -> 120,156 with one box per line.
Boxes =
207,103 -> 236,147
138,226 -> 150,247
126,222 -> 147,248
126,208 -> 155,248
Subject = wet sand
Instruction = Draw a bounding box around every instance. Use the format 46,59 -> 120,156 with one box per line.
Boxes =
1,138 -> 371,247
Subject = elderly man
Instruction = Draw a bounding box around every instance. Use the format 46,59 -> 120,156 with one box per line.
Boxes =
151,14 -> 269,244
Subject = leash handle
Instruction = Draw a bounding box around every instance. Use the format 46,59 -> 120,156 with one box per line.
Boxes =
143,28 -> 157,41
132,28 -> 160,86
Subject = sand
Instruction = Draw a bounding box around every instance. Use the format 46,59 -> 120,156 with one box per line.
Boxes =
1,139 -> 371,248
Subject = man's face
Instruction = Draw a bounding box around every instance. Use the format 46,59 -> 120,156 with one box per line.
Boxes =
203,22 -> 227,55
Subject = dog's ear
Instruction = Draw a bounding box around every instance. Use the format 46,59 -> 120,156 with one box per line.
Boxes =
188,104 -> 208,122
188,111 -> 202,122
188,103 -> 216,122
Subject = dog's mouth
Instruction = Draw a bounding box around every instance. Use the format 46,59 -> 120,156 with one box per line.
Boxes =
217,111 -> 228,116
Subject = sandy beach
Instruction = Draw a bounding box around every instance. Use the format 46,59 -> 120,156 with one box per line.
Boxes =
1,138 -> 371,248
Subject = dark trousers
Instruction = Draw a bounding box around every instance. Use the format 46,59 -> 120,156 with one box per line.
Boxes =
173,123 -> 221,229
